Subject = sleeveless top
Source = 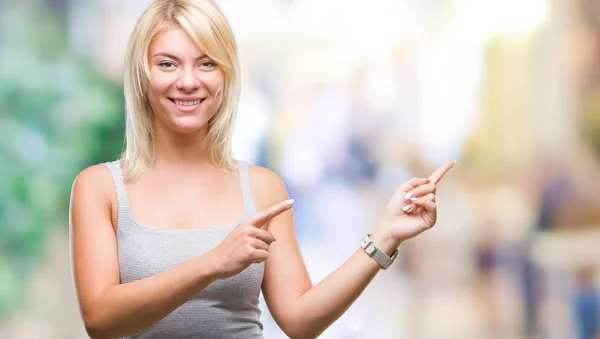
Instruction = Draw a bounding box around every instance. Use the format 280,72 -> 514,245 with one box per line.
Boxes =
103,160 -> 265,339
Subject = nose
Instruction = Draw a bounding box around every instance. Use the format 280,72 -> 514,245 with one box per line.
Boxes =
176,68 -> 201,92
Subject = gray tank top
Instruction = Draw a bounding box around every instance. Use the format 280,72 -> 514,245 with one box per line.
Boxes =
103,160 -> 265,339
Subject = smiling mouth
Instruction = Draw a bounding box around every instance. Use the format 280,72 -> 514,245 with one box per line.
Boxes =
169,98 -> 206,106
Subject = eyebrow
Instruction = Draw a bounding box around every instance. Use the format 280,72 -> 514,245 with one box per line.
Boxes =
152,53 -> 208,61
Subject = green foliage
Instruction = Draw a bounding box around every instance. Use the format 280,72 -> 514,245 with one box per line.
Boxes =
0,4 -> 124,317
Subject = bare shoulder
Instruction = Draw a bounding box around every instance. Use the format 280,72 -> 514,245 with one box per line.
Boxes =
247,164 -> 289,208
72,164 -> 113,198
247,164 -> 284,187
71,164 -> 115,215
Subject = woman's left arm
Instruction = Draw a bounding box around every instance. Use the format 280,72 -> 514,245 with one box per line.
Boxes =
252,161 -> 456,339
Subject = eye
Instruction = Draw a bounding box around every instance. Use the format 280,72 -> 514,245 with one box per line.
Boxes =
158,61 -> 176,69
199,60 -> 217,70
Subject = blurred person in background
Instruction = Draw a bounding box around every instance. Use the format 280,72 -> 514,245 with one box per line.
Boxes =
573,267 -> 599,339
524,158 -> 571,337
68,0 -> 456,338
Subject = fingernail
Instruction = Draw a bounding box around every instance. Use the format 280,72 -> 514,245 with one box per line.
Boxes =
410,197 -> 419,202
285,199 -> 295,206
404,193 -> 412,200
421,178 -> 430,182
403,205 -> 412,212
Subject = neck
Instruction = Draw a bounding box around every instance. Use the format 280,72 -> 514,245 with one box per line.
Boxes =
153,123 -> 214,168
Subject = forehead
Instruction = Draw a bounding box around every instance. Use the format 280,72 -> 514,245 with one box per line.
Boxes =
149,28 -> 204,57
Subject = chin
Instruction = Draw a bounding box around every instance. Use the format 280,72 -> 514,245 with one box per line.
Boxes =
171,116 -> 210,133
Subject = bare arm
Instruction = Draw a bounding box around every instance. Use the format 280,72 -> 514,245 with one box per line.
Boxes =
255,166 -> 392,338
277,240 -> 396,339
69,165 -> 221,338
257,161 -> 455,339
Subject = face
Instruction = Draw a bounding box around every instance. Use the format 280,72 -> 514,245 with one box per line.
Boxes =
147,28 -> 225,134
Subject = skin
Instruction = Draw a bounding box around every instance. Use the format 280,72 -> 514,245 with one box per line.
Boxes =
70,27 -> 455,339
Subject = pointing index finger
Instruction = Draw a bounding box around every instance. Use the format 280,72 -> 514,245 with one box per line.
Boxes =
428,160 -> 456,184
248,199 -> 295,228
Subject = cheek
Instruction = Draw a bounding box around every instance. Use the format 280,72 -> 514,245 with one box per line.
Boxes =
148,71 -> 175,97
147,78 -> 172,114
203,71 -> 226,95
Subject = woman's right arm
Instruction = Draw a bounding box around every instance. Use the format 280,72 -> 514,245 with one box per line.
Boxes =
69,165 -> 219,339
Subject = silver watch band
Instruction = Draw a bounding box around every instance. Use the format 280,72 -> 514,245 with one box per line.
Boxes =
360,234 -> 398,270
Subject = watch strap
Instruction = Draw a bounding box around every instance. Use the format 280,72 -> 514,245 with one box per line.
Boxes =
360,234 -> 398,270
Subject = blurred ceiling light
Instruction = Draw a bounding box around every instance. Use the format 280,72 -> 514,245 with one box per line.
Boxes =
219,0 -> 290,39
222,0 -> 425,53
338,0 -> 422,58
463,0 -> 549,38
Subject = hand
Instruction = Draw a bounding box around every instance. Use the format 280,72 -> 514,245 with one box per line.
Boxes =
210,199 -> 295,279
371,160 -> 456,251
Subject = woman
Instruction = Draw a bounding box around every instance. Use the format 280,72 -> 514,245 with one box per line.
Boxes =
69,0 -> 455,338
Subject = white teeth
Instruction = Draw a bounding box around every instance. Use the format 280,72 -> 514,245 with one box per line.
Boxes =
174,99 -> 202,106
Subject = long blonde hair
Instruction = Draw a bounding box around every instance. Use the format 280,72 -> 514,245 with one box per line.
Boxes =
122,0 -> 240,179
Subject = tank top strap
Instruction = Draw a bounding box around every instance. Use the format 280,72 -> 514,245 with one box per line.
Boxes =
237,160 -> 257,217
102,160 -> 134,223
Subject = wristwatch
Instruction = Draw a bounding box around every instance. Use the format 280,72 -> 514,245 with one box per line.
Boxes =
360,234 -> 398,270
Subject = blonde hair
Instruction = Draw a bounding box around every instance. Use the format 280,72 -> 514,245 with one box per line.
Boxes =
122,0 -> 240,179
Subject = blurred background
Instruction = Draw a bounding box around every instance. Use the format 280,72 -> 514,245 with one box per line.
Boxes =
1,0 -> 600,338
